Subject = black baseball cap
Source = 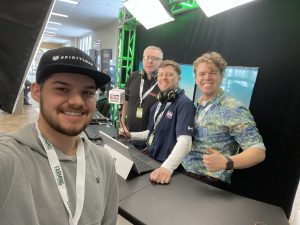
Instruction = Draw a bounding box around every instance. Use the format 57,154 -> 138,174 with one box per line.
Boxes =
36,47 -> 110,88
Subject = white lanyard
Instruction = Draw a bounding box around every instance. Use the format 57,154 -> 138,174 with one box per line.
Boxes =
153,102 -> 172,130
195,103 -> 213,124
139,78 -> 157,105
35,123 -> 85,225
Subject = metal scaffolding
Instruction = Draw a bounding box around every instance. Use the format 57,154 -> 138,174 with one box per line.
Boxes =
112,0 -> 198,123
116,7 -> 137,89
116,0 -> 198,89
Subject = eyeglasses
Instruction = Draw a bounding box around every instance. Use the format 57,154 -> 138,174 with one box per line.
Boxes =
143,56 -> 162,62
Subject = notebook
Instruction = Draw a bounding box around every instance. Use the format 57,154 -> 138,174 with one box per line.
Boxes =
99,131 -> 161,179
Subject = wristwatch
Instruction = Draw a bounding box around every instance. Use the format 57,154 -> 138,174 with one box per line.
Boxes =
225,156 -> 234,170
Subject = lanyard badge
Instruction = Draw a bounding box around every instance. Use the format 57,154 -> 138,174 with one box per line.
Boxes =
148,132 -> 154,145
35,123 -> 86,225
136,107 -> 143,118
139,78 -> 157,105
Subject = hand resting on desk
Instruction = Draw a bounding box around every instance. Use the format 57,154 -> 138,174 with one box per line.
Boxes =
150,167 -> 171,184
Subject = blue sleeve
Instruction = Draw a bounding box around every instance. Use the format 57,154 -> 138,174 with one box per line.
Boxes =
176,101 -> 196,137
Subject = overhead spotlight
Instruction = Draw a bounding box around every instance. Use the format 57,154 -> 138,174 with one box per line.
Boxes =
195,0 -> 257,17
124,0 -> 174,29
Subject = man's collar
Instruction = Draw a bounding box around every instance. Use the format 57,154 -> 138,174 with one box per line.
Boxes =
198,88 -> 224,106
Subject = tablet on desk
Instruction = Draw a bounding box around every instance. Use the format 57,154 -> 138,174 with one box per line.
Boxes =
99,131 -> 161,179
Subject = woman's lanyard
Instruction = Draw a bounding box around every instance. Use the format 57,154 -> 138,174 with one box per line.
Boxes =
153,102 -> 172,130
35,123 -> 86,225
195,103 -> 213,124
139,78 -> 157,106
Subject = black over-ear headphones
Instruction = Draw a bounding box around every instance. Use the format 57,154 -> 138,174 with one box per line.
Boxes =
157,89 -> 178,103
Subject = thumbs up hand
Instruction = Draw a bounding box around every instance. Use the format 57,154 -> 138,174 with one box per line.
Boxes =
203,147 -> 227,172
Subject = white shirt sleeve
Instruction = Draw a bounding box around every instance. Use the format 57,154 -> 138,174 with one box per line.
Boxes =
161,135 -> 192,174
252,143 -> 266,151
130,130 -> 150,141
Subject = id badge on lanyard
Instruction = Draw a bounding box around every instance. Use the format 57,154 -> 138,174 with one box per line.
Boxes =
148,102 -> 172,146
136,107 -> 143,118
35,123 -> 86,225
148,132 -> 154,145
138,78 -> 157,119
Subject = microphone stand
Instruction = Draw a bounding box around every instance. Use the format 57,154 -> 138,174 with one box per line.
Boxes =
116,103 -> 122,139
108,87 -> 125,140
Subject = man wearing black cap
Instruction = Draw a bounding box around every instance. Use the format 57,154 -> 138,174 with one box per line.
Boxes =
0,47 -> 118,225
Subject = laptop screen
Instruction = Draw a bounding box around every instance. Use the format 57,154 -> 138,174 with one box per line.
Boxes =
99,131 -> 132,159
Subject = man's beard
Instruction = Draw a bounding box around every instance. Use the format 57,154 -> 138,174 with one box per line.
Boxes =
40,97 -> 92,136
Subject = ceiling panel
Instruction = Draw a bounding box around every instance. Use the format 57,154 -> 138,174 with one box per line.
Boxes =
42,0 -> 123,44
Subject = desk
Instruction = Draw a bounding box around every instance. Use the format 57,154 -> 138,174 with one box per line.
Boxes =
118,173 -> 151,201
118,173 -> 289,225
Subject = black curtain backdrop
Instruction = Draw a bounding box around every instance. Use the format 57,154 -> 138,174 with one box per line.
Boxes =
0,0 -> 53,113
135,0 -> 300,217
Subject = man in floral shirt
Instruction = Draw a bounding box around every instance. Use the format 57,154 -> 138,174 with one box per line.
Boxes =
182,52 -> 266,189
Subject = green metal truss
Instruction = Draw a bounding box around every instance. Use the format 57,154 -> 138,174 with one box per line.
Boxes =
112,7 -> 137,124
169,0 -> 198,14
116,7 -> 137,89
112,0 -> 198,124
116,0 -> 198,89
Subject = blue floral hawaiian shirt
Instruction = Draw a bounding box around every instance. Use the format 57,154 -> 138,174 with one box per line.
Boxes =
182,91 -> 265,183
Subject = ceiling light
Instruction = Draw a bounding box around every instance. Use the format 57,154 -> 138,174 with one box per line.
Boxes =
48,21 -> 63,25
44,31 -> 56,35
51,12 -> 69,18
43,34 -> 55,37
58,0 -> 78,4
46,27 -> 59,30
124,0 -> 174,29
196,0 -> 257,17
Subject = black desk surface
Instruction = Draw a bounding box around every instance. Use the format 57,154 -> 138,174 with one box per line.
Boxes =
117,173 -> 151,201
118,173 -> 289,225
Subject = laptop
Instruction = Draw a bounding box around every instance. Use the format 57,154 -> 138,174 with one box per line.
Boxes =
85,124 -> 117,140
99,131 -> 161,179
